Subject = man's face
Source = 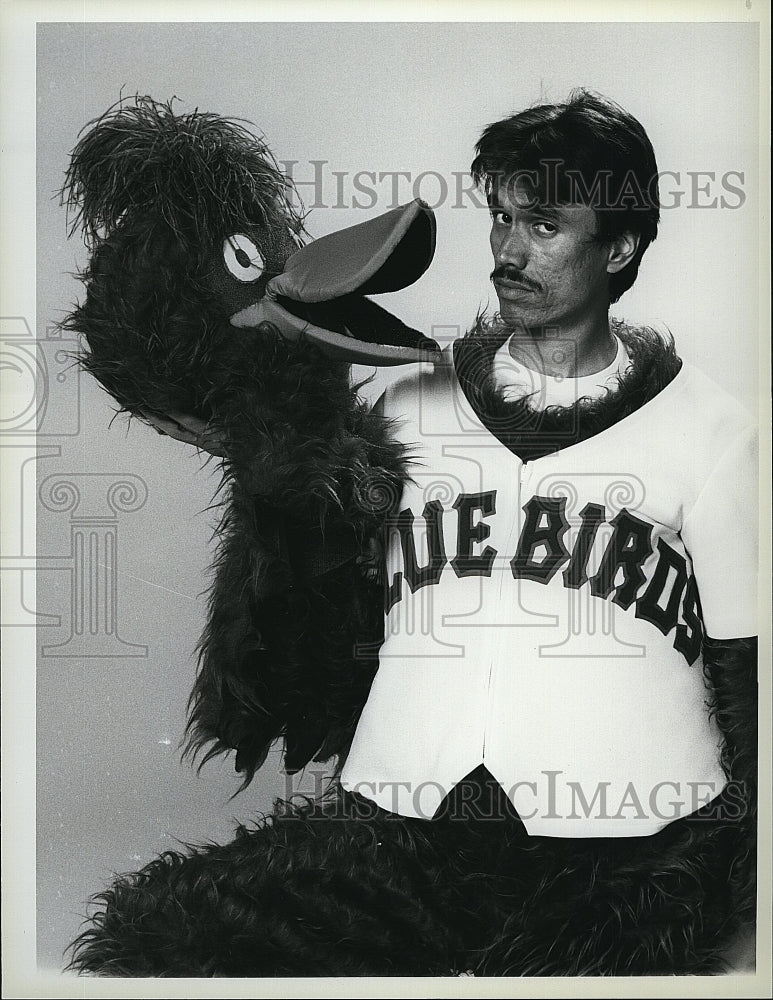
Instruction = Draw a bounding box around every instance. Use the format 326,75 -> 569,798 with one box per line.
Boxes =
489,178 -> 613,330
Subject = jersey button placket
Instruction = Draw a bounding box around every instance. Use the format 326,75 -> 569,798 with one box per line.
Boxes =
483,461 -> 524,765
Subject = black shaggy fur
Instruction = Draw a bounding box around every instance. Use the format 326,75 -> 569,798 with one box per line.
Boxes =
453,315 -> 683,462
63,99 -> 757,977
67,774 -> 753,977
62,98 -> 408,780
63,96 -> 303,250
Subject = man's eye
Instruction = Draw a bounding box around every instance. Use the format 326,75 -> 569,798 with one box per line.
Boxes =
490,210 -> 512,226
533,221 -> 557,236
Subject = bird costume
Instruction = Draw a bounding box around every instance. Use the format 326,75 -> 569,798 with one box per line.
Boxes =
62,97 -> 757,977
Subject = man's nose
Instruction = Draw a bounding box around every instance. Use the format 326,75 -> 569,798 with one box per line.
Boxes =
494,227 -> 528,270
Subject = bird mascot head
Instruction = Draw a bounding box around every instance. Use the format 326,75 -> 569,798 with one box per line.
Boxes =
62,96 -> 438,433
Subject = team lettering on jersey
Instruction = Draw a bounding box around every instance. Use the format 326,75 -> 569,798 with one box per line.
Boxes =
384,491 -> 703,665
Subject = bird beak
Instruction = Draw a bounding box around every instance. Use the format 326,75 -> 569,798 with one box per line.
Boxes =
229,200 -> 440,365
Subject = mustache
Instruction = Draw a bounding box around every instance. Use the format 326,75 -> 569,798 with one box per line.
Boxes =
490,265 -> 540,291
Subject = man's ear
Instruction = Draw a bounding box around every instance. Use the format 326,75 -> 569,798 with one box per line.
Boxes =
606,232 -> 640,274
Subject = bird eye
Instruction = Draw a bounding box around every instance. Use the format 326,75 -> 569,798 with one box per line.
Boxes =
223,235 -> 265,282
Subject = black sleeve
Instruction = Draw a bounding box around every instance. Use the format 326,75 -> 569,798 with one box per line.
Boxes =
702,635 -> 758,813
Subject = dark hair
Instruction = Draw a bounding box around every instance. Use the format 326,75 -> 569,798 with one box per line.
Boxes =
471,89 -> 660,303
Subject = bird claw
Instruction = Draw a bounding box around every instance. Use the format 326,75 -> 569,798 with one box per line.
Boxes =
356,536 -> 384,584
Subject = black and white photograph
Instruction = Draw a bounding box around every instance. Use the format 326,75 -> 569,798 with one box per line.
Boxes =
1,1 -> 770,995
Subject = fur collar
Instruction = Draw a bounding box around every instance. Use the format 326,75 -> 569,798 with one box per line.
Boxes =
452,316 -> 683,462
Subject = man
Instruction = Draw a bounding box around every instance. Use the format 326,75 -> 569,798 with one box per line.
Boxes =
82,90 -> 758,976
343,88 -> 756,816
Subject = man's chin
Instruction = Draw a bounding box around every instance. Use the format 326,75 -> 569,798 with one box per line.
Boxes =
496,299 -> 532,327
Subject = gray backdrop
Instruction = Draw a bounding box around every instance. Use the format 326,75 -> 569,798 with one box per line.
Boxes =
31,19 -> 760,975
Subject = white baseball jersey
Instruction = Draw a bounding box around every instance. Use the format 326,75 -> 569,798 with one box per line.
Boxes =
341,335 -> 758,837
